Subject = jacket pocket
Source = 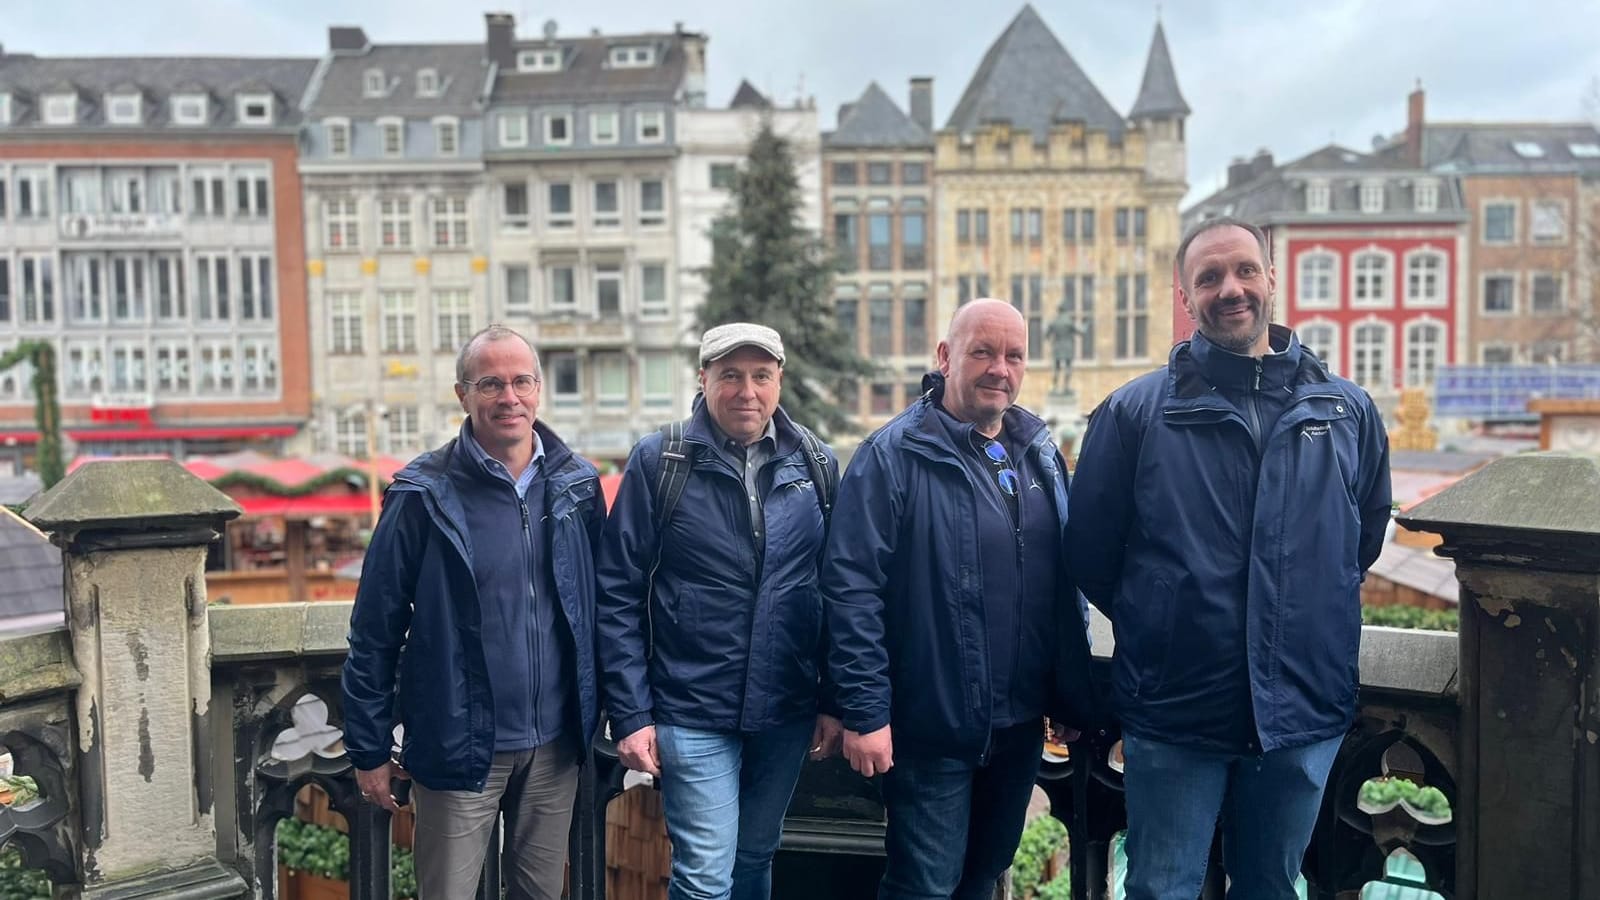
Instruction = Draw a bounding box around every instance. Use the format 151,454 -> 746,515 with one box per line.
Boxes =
1128,570 -> 1179,699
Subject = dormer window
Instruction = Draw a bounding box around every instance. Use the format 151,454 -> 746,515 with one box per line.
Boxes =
106,93 -> 141,125
0,93 -> 12,126
363,69 -> 386,98
1414,178 -> 1439,213
416,69 -> 441,98
609,45 -> 655,68
636,109 -> 664,143
172,94 -> 208,126
325,117 -> 351,157
236,94 -> 273,126
378,116 -> 404,158
1360,179 -> 1385,214
517,49 -> 563,73
1306,179 -> 1330,214
433,116 -> 459,156
43,93 -> 77,125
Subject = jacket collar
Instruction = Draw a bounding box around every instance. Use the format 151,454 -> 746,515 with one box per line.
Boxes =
1171,324 -> 1333,400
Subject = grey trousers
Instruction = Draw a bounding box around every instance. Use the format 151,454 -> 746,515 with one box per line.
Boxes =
411,740 -> 580,900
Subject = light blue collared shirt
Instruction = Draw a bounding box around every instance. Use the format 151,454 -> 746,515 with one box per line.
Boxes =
462,424 -> 545,499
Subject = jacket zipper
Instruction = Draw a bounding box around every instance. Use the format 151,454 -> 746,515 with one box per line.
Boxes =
1246,359 -> 1264,453
521,497 -> 542,743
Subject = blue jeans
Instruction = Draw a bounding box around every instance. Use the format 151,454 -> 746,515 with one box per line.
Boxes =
1122,731 -> 1343,900
878,722 -> 1043,900
656,719 -> 813,900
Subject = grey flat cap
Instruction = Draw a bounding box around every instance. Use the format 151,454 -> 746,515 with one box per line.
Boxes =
699,322 -> 786,366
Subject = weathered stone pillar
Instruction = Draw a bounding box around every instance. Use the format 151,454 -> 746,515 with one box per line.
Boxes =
1400,453 -> 1600,900
27,460 -> 244,898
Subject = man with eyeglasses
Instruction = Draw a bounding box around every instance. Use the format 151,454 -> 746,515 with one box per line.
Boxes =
597,323 -> 842,900
1068,218 -> 1391,899
823,299 -> 1098,899
343,324 -> 606,900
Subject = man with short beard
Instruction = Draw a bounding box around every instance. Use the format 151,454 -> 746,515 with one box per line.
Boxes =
1068,218 -> 1391,899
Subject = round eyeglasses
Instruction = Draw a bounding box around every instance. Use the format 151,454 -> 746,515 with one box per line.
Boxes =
981,439 -> 1021,496
461,374 -> 541,399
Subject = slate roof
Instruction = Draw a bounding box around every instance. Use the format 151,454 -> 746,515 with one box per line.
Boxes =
1185,143 -> 1468,224
945,4 -> 1125,142
0,507 -> 62,621
0,54 -> 316,128
729,79 -> 770,109
307,42 -> 490,117
1128,22 -> 1189,119
491,31 -> 688,105
825,81 -> 930,149
1420,122 -> 1600,175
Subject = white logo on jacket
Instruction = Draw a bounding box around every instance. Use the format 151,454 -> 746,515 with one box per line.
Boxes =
1300,423 -> 1332,441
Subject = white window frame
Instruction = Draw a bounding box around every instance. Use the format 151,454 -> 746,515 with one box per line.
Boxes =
434,288 -> 473,352
1530,199 -> 1567,244
546,181 -> 574,229
233,167 -> 271,219
328,291 -> 364,354
152,253 -> 186,321
1298,320 -> 1341,375
380,290 -> 418,354
1306,179 -> 1330,214
433,116 -> 459,157
636,109 -> 665,144
590,111 -> 619,145
591,179 -> 620,229
0,93 -> 11,127
1404,318 -> 1445,388
108,340 -> 149,393
335,409 -> 368,456
609,45 -> 656,68
65,339 -> 106,397
14,168 -> 50,218
594,263 -> 622,317
1482,200 -> 1517,244
240,338 -> 278,393
109,253 -> 149,323
197,339 -> 236,394
235,93 -> 273,126
547,265 -> 576,312
1359,180 -> 1385,214
641,352 -> 674,408
192,252 -> 232,323
43,93 -> 77,125
431,195 -> 469,249
1351,320 -> 1393,392
501,181 -> 530,232
324,117 -> 351,157
548,353 -> 581,407
106,93 -> 142,125
416,68 -> 441,98
378,116 -> 405,158
499,112 -> 528,148
1414,178 -> 1438,213
594,352 -> 628,408
68,255 -> 106,323
172,94 -> 208,126
378,195 -> 413,250
1295,249 -> 1338,310
1402,247 -> 1447,308
382,405 -> 420,453
638,178 -> 665,228
1350,248 -> 1394,309
516,49 -> 563,73
18,254 -> 56,324
363,69 -> 387,98
1481,272 -> 1516,317
639,262 -> 668,318
544,112 -> 572,147
154,340 -> 192,394
503,264 -> 532,314
1531,272 -> 1565,315
324,196 -> 360,251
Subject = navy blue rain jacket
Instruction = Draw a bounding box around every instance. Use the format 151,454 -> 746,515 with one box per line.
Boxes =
596,401 -> 839,739
341,422 -> 605,791
822,377 -> 1099,763
1068,326 -> 1391,753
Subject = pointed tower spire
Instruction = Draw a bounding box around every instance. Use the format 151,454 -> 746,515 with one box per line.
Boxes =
1129,21 -> 1189,120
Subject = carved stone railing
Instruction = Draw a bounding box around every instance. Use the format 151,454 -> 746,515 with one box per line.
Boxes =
2,453 -> 1596,900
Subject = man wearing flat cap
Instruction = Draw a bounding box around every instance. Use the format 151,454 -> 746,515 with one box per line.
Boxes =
597,323 -> 842,900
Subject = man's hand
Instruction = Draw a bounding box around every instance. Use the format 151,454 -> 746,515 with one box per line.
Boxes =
617,725 -> 661,777
355,761 -> 409,812
809,715 -> 843,761
843,725 -> 893,777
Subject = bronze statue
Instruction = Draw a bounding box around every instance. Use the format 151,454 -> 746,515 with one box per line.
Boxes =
1044,303 -> 1084,394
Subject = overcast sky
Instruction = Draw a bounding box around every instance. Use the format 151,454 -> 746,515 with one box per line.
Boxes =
6,0 -> 1599,205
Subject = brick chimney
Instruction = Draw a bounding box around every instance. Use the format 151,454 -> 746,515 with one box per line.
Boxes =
1406,81 -> 1426,166
909,77 -> 933,134
485,12 -> 517,69
1227,157 -> 1253,187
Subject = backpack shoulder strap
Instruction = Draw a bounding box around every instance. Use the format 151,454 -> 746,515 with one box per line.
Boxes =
795,424 -> 835,522
653,419 -> 694,531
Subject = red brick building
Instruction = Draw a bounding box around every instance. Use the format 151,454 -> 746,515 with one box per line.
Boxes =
0,52 -> 316,459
